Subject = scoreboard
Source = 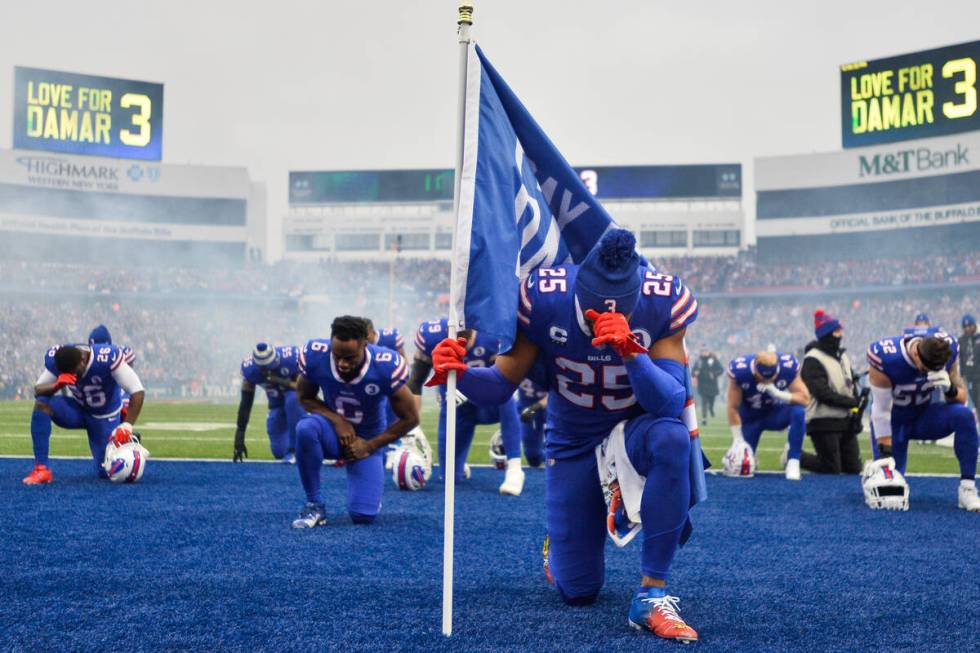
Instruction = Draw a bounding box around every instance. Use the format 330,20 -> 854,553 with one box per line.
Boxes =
841,40 -> 980,148
13,67 -> 164,160
289,165 -> 740,204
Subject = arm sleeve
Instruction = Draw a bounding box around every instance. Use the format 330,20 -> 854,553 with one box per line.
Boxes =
407,357 -> 432,395
36,369 -> 56,386
624,355 -> 687,419
800,358 -> 858,409
236,388 -> 256,431
870,385 -> 893,439
110,361 -> 145,395
456,366 -> 519,407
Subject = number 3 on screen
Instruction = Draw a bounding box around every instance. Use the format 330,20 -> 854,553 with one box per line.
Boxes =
943,58 -> 977,119
120,93 -> 152,147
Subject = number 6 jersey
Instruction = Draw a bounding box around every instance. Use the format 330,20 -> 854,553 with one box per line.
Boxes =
517,263 -> 698,458
299,340 -> 408,438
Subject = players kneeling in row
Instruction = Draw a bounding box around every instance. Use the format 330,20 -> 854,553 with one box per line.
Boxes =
722,351 -> 810,480
864,332 -> 980,512
291,316 -> 420,528
24,341 -> 147,485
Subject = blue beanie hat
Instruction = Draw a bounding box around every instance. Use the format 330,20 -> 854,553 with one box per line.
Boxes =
914,312 -> 929,324
253,342 -> 279,368
88,325 -> 112,345
964,314 -> 977,328
574,229 -> 642,316
814,309 -> 841,339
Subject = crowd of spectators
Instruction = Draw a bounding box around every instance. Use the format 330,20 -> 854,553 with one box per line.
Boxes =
1,253 -> 976,399
2,251 -> 979,299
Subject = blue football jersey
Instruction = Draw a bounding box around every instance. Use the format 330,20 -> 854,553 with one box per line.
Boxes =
516,264 -> 698,456
518,378 -> 548,406
376,328 -> 404,352
902,325 -> 940,337
415,318 -> 500,368
44,344 -> 126,416
867,332 -> 958,422
241,345 -> 301,408
299,340 -> 408,438
727,353 -> 800,420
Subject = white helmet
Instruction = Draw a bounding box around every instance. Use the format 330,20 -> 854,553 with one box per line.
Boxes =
488,430 -> 506,470
861,457 -> 909,511
103,439 -> 150,483
722,440 -> 756,478
402,426 -> 434,471
393,447 -> 428,491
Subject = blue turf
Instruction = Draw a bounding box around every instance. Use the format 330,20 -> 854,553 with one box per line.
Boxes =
0,459 -> 977,652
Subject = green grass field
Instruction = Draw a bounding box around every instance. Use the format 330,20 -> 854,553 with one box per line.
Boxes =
0,400 -> 965,474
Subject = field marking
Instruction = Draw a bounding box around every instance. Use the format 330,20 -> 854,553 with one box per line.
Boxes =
0,454 -> 963,477
140,422 -> 233,431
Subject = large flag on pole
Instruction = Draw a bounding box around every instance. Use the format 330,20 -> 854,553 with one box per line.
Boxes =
451,43 -> 618,348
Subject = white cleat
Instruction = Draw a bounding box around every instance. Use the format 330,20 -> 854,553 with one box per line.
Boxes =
463,463 -> 471,479
499,459 -> 525,496
785,458 -> 801,481
958,482 -> 980,512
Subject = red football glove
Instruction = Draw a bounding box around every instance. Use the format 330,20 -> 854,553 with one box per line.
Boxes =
53,373 -> 77,390
585,309 -> 648,358
111,422 -> 133,445
425,337 -> 469,387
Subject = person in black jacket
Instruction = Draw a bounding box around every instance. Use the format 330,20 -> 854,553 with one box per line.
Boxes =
692,349 -> 723,424
959,314 -> 980,412
799,310 -> 865,474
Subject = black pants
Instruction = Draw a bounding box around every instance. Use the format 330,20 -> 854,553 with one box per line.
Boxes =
698,392 -> 717,418
968,379 -> 980,414
801,428 -> 862,474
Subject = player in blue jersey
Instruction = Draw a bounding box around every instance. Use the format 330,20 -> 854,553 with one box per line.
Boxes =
24,343 -> 146,484
427,229 -> 704,642
365,318 -> 416,467
409,317 -> 526,495
233,343 -> 303,463
867,331 -> 980,511
517,378 -> 548,468
291,316 -> 419,527
87,325 -> 136,421
724,350 -> 810,480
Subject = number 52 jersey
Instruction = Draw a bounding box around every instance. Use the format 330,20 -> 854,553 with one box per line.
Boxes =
517,264 -> 698,457
298,340 -> 409,438
867,332 -> 958,423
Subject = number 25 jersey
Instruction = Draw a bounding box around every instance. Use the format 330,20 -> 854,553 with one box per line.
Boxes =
517,263 -> 698,457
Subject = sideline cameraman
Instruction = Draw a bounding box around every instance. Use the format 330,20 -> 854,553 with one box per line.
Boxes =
800,310 -> 865,474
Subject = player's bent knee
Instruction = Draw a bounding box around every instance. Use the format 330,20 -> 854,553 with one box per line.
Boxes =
349,511 -> 377,525
295,417 -> 320,444
556,583 -> 599,606
652,420 -> 691,461
33,399 -> 53,415
950,404 -> 977,431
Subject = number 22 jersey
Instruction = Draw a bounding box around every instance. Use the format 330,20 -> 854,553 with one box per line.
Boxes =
517,263 -> 698,457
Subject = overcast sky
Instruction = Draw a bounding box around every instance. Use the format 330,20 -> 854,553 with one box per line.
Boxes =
2,1 -> 978,256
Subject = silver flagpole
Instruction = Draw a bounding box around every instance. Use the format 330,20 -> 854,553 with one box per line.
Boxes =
443,1 -> 473,638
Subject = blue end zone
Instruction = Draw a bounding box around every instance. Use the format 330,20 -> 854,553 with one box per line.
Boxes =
0,460 -> 977,652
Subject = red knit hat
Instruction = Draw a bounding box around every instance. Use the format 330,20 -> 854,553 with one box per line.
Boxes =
814,310 -> 841,338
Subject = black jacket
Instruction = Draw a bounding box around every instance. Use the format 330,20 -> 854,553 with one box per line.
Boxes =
801,339 -> 858,434
692,355 -> 723,396
959,332 -> 980,382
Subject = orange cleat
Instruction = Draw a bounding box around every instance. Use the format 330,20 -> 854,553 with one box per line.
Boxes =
629,590 -> 699,643
22,463 -> 53,485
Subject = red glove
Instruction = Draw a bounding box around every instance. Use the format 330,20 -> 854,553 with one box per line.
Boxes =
111,422 -> 133,445
53,373 -> 77,390
425,337 -> 469,387
585,309 -> 648,358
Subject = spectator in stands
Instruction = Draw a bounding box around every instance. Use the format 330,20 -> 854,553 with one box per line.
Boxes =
959,314 -> 980,412
799,310 -> 864,475
692,349 -> 723,424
